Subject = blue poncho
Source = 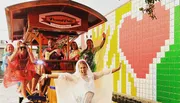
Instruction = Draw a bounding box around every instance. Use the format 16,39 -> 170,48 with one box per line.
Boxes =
1,52 -> 11,71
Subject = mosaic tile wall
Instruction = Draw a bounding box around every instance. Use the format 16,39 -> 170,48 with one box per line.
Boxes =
79,0 -> 180,102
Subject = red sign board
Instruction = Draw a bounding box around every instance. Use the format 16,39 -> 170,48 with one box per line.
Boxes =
39,12 -> 81,29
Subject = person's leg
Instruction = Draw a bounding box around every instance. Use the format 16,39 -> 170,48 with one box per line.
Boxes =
39,65 -> 51,96
17,82 -> 21,93
21,80 -> 28,98
31,73 -> 40,93
83,91 -> 94,103
37,65 -> 45,96
27,80 -> 32,92
42,78 -> 50,95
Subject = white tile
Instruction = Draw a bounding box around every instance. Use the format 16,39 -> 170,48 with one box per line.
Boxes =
133,73 -> 136,78
137,82 -> 140,88
169,39 -> 174,45
170,2 -> 175,8
152,67 -> 157,74
124,60 -> 128,64
145,84 -> 149,90
160,52 -> 165,58
118,49 -> 122,52
165,3 -> 170,10
124,56 -> 126,60
126,64 -> 130,69
164,45 -> 170,51
117,80 -> 121,93
170,14 -> 174,20
156,58 -> 161,63
153,96 -> 156,101
152,74 -> 156,79
157,52 -> 161,58
149,68 -> 153,74
161,46 -> 165,51
170,32 -> 174,39
153,58 -> 157,63
149,85 -> 152,90
165,0 -> 170,4
152,63 -> 157,69
175,0 -> 180,6
124,13 -> 129,19
170,8 -> 174,14
131,13 -> 136,19
149,74 -> 152,80
152,79 -> 156,86
137,91 -> 140,97
119,24 -> 122,28
161,0 -> 166,6
120,52 -> 124,56
136,79 -> 139,83
149,64 -> 153,69
170,19 -> 174,27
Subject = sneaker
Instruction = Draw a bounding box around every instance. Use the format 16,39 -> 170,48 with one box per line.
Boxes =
22,98 -> 31,103
18,93 -> 23,97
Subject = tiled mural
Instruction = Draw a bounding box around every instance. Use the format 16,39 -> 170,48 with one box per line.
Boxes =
80,0 -> 180,102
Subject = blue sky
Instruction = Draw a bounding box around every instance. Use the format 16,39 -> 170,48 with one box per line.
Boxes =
0,0 -> 128,40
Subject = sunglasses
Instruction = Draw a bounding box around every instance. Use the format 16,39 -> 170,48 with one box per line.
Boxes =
20,46 -> 26,50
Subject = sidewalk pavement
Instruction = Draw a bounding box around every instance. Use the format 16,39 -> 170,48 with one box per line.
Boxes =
0,82 -> 19,103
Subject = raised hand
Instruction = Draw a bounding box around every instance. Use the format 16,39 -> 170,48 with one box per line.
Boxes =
102,32 -> 106,39
26,46 -> 31,53
17,41 -> 22,48
112,62 -> 122,73
117,62 -> 122,71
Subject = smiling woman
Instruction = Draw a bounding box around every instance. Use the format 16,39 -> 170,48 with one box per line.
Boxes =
39,59 -> 121,103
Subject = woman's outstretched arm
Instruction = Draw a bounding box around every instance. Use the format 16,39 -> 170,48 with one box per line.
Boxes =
39,73 -> 74,82
94,62 -> 122,80
26,47 -> 36,63
112,63 -> 122,73
40,74 -> 59,81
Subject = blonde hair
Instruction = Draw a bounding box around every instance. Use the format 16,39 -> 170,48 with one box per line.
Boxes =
4,44 -> 14,52
78,60 -> 88,68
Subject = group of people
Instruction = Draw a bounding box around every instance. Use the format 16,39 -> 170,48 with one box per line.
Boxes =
1,41 -> 40,102
1,32 -> 122,103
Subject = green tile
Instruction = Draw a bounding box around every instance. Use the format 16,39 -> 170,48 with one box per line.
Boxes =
175,25 -> 180,31
165,51 -> 174,57
161,58 -> 167,62
174,87 -> 180,94
170,93 -> 180,100
170,45 -> 177,51
170,81 -> 180,87
174,68 -> 180,74
171,99 -> 180,103
157,80 -> 170,86
174,57 -> 180,62
174,63 -> 180,68
169,81 -> 176,87
168,76 -> 175,81
158,91 -> 170,98
156,5 -> 180,102
175,21 -> 180,27
157,96 -> 175,103
174,38 -> 180,44
175,76 -> 180,81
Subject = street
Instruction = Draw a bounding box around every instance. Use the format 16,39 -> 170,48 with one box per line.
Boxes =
0,76 -> 19,103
